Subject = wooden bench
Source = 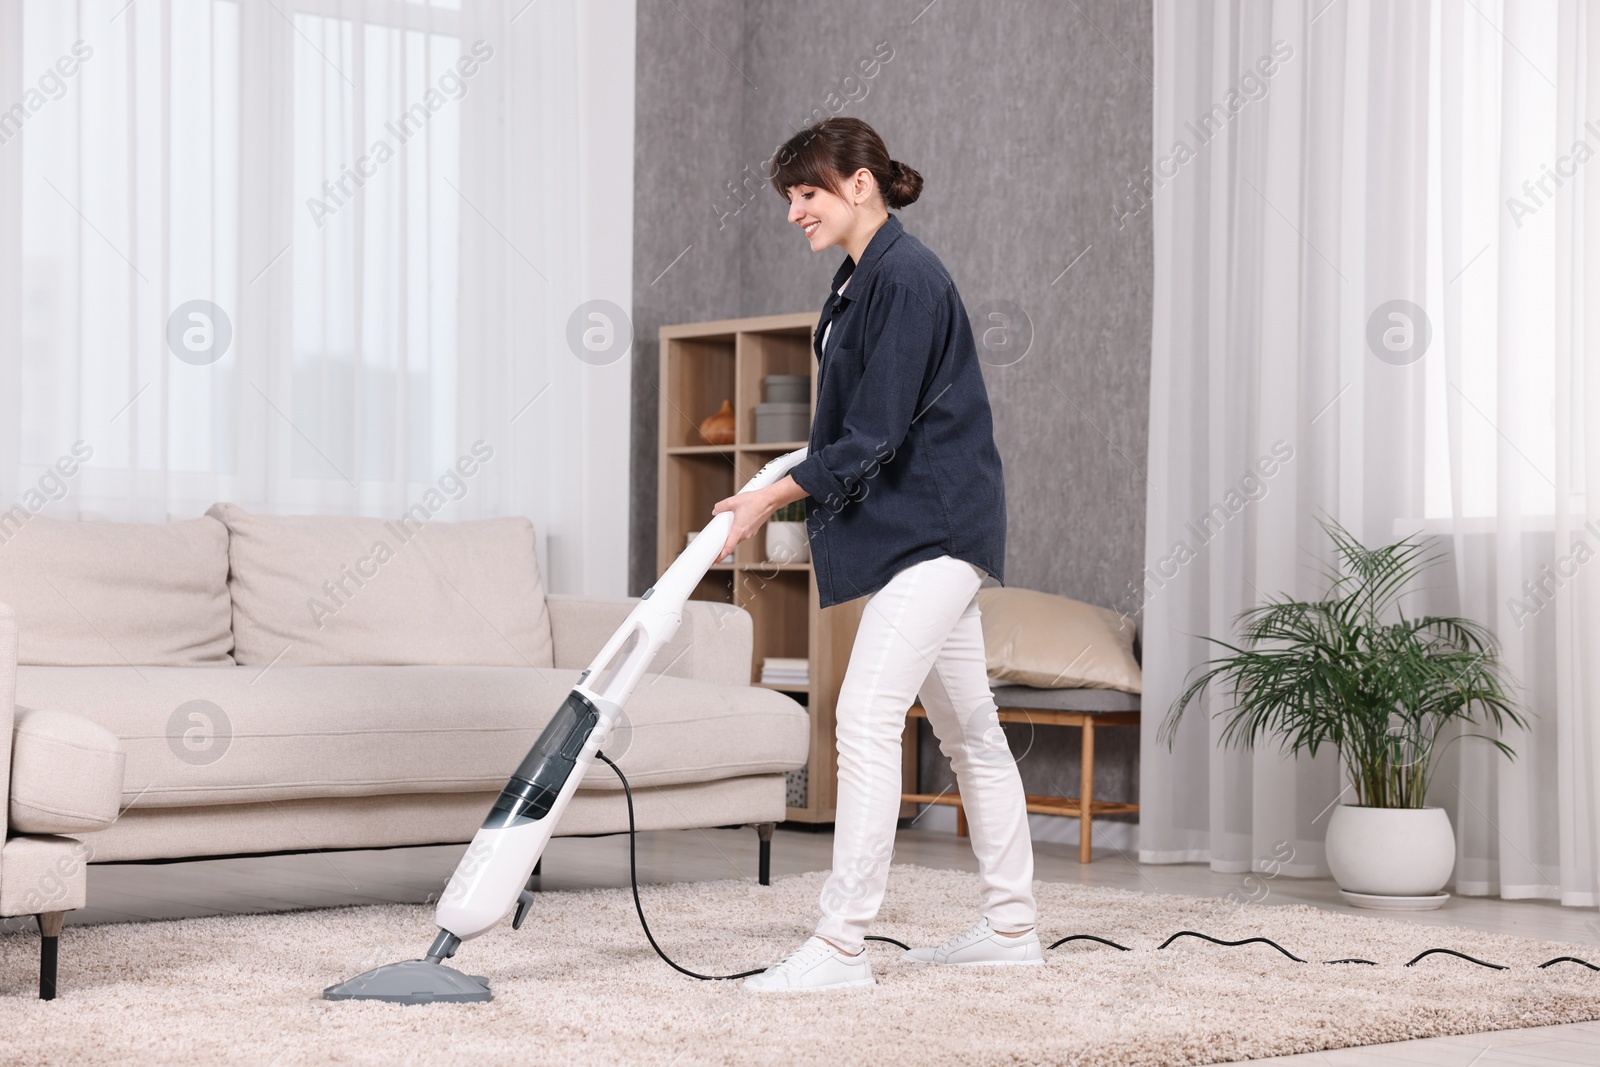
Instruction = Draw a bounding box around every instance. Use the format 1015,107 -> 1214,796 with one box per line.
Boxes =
901,685 -> 1140,863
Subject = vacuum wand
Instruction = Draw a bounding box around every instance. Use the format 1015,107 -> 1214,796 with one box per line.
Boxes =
325,446 -> 809,1004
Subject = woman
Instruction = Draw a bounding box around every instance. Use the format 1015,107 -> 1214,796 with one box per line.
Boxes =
711,117 -> 1040,992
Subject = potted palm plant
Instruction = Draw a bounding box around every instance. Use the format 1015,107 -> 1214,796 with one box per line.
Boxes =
1160,519 -> 1528,910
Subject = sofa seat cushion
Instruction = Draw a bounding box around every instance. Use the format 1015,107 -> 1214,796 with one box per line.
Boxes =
10,707 -> 127,833
0,515 -> 233,666
14,666 -> 808,808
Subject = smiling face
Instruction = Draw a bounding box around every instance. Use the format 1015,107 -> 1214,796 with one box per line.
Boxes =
785,181 -> 848,251
786,168 -> 880,254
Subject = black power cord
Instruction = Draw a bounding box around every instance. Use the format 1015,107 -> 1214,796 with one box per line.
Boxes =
595,753 -> 1598,979
595,751 -> 912,979
597,752 -> 763,980
1048,929 -> 1600,971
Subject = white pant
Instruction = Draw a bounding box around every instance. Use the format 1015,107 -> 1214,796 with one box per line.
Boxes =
815,554 -> 1037,951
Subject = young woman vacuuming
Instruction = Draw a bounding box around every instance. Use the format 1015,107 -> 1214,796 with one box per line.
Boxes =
711,116 -> 1040,992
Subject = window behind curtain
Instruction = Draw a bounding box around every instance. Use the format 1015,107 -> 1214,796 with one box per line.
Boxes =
17,0 -> 463,490
290,10 -> 461,483
1420,2 -> 1576,522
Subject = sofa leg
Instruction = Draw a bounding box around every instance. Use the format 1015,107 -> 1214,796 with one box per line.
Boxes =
755,822 -> 775,886
36,912 -> 65,1001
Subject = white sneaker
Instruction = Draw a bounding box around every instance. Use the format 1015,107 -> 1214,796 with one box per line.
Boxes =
903,917 -> 1044,966
742,936 -> 875,992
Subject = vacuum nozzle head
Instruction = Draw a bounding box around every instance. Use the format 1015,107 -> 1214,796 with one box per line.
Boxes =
323,959 -> 492,1004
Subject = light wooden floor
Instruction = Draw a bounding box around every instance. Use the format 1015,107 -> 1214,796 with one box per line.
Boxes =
52,826 -> 1600,1066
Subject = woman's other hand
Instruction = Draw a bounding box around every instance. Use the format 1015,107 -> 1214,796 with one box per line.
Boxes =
710,487 -> 777,561
710,475 -> 808,561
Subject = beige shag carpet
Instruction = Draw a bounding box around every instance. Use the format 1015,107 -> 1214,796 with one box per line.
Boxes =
1,865 -> 1598,1067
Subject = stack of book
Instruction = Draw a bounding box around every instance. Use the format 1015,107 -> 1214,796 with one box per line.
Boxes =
760,656 -> 809,688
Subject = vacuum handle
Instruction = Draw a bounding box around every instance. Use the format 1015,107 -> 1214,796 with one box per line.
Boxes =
582,447 -> 811,701
696,445 -> 809,546
668,446 -> 809,584
739,446 -> 809,494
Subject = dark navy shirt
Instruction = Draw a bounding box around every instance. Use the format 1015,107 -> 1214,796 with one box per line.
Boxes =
789,213 -> 1007,608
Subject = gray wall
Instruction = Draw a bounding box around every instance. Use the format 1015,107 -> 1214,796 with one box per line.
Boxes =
632,0 -> 1152,834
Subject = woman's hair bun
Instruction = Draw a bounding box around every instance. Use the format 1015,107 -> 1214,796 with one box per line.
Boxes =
885,158 -> 923,209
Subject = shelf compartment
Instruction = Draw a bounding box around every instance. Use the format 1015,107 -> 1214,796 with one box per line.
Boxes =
661,453 -> 735,575
736,568 -> 811,686
662,336 -> 736,449
689,571 -> 734,605
736,329 -> 815,446
728,450 -> 813,570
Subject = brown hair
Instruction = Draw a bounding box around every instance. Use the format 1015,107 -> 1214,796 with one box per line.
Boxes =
767,117 -> 923,210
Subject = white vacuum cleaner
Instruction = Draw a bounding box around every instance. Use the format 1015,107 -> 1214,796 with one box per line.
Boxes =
324,446 -> 810,1004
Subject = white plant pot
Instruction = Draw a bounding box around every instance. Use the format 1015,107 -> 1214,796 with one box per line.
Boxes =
1325,804 -> 1455,909
765,521 -> 809,564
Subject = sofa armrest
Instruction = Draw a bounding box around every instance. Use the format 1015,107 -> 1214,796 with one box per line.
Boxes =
0,602 -> 14,842
0,606 -> 111,943
546,594 -> 754,688
11,707 -> 126,835
0,603 -> 126,840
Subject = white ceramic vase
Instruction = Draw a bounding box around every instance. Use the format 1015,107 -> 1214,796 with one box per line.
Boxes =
1325,804 -> 1456,909
764,522 -> 809,564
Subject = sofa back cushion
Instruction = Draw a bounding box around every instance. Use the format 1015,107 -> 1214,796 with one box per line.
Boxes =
207,504 -> 554,668
0,515 -> 234,666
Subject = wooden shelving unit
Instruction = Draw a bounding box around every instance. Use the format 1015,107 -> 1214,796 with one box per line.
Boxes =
657,312 -> 865,823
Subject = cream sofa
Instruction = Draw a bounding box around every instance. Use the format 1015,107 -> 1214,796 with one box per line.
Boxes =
0,506 -> 808,996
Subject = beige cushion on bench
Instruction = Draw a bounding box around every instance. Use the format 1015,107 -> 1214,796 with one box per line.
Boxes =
978,587 -> 1142,693
10,707 -> 126,834
15,665 -> 808,808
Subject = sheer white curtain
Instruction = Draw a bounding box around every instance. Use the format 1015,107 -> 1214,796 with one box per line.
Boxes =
1144,0 -> 1600,907
0,0 -> 632,594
